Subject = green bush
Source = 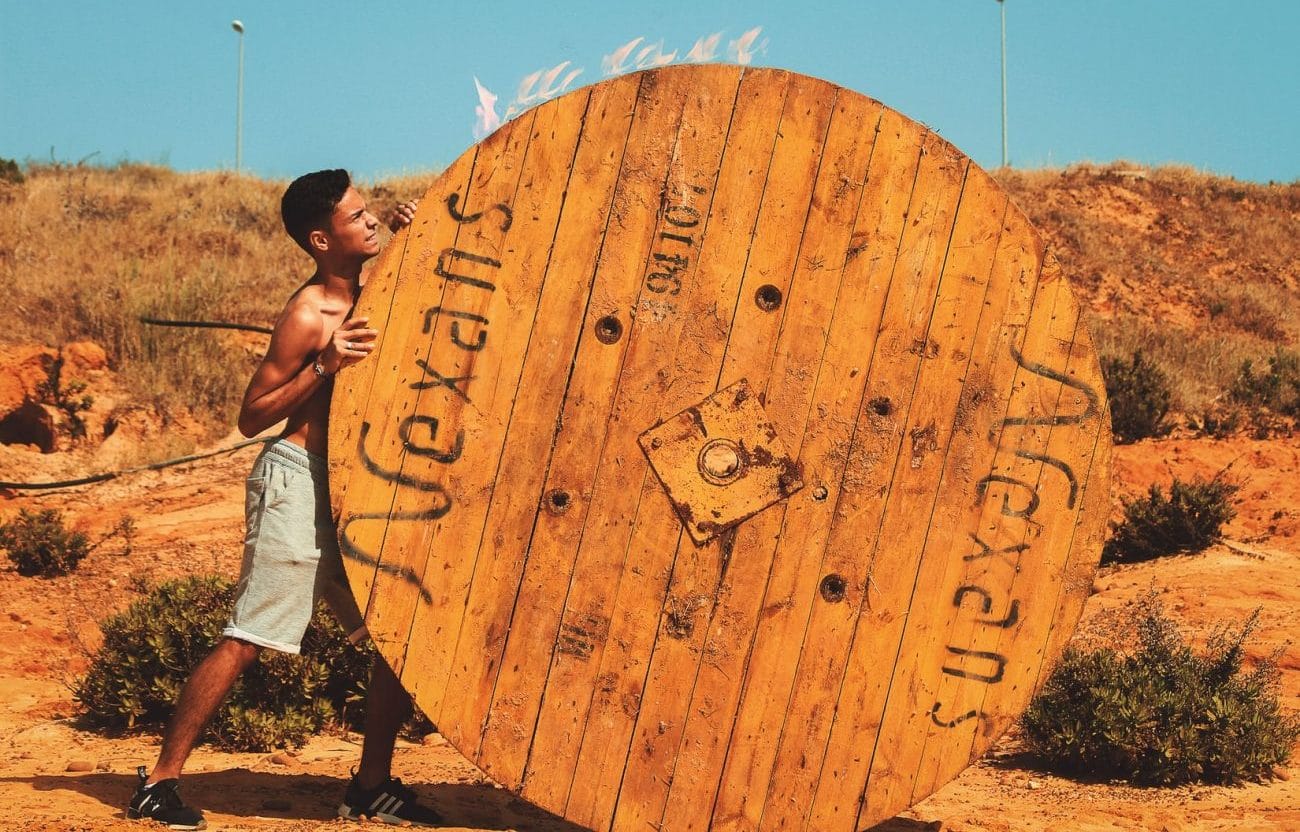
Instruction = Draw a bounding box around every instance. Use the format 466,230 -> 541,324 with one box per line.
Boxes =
75,575 -> 374,751
36,354 -> 95,440
1102,476 -> 1237,565
1230,348 -> 1300,417
1022,602 -> 1299,786
0,157 -> 22,185
1101,352 -> 1172,443
1,508 -> 92,577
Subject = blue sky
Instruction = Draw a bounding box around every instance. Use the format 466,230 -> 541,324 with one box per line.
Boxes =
2,1 -> 1296,183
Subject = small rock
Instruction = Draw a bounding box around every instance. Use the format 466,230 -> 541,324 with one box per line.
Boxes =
1026,778 -> 1043,790
267,752 -> 297,767
96,760 -> 111,771
1274,766 -> 1291,781
65,760 -> 95,772
63,341 -> 109,373
261,798 -> 293,812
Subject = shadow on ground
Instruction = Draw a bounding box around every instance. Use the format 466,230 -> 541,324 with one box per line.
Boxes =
6,770 -> 589,830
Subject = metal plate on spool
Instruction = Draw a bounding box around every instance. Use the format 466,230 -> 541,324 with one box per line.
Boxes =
328,64 -> 1110,832
639,378 -> 803,545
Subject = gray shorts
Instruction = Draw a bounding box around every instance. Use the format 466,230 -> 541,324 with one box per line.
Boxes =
223,439 -> 368,654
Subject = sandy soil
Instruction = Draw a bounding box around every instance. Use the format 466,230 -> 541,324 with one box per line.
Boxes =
1,428 -> 1297,831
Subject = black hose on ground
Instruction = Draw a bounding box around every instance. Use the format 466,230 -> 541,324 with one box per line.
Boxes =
139,317 -> 273,335
0,436 -> 274,491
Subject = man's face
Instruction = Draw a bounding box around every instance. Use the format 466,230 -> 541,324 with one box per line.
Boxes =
325,187 -> 381,259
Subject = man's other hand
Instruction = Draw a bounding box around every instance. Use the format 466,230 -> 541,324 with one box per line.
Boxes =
319,317 -> 379,375
389,200 -> 420,232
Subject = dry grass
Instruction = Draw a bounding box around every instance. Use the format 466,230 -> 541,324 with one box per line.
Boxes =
998,162 -> 1300,427
1089,315 -> 1267,414
1,159 -> 1296,436
1,163 -> 435,435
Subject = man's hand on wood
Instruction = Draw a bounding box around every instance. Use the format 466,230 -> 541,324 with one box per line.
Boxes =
319,317 -> 379,375
389,200 -> 420,232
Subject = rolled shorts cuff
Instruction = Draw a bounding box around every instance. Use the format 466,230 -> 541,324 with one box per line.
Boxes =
222,625 -> 303,656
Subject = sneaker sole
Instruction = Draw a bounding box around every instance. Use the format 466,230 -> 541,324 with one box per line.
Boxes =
338,803 -> 440,827
125,810 -> 207,831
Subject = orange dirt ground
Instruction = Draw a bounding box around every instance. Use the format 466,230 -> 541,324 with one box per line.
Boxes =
1,414 -> 1298,830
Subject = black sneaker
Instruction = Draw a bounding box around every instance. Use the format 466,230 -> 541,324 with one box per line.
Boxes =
126,766 -> 207,830
339,773 -> 442,827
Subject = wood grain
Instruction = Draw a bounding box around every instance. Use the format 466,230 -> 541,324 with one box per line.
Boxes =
328,64 -> 1110,831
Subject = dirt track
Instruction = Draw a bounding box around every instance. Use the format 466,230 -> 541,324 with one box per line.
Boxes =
1,431 -> 1298,831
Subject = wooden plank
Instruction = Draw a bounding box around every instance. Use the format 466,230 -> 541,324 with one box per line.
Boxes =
430,76 -> 641,764
609,82 -> 882,832
466,73 -> 646,789
830,226 -> 1070,831
330,150 -> 481,624
393,89 -> 593,743
554,64 -> 749,829
949,261 -> 1109,752
766,131 -> 966,832
573,65 -> 793,828
810,168 -> 1015,826
501,67 -> 695,808
656,88 -> 891,832
704,107 -> 927,832
353,110 -> 536,680
1032,351 -> 1111,681
327,222 -> 411,521
896,196 -> 1044,805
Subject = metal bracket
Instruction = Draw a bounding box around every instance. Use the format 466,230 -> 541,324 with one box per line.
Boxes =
639,378 -> 803,545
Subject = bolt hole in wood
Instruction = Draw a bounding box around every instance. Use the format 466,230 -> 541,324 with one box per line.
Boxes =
870,396 -> 894,416
594,314 -> 623,344
545,488 -> 572,514
754,284 -> 783,311
820,573 -> 848,603
812,484 -> 829,501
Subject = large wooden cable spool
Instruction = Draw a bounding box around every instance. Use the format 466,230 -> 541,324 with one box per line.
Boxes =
328,64 -> 1111,831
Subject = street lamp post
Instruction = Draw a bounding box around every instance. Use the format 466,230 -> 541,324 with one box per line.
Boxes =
998,0 -> 1007,167
232,19 -> 245,174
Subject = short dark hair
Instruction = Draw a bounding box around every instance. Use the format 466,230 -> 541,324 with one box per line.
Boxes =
281,169 -> 351,253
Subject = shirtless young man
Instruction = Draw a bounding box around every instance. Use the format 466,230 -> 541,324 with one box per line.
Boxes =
127,169 -> 441,830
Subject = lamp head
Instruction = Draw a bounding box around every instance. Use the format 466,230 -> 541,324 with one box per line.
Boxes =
232,20 -> 244,34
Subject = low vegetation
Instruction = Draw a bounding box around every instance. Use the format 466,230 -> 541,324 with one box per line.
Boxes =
35,354 -> 95,440
0,508 -> 133,577
75,575 -> 376,751
1100,351 -> 1171,443
1231,348 -> 1300,417
1102,475 -> 1238,565
1023,599 -> 1299,786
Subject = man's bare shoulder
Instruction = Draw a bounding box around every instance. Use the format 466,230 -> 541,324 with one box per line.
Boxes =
276,281 -> 347,334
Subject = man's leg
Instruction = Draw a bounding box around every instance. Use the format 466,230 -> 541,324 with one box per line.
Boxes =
354,656 -> 413,789
149,637 -> 261,783
339,657 -> 441,825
